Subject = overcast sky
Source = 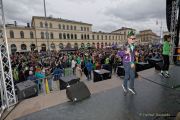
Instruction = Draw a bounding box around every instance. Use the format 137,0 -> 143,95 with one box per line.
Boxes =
3,0 -> 167,35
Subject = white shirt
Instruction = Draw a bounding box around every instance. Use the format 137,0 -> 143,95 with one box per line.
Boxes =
71,60 -> 76,68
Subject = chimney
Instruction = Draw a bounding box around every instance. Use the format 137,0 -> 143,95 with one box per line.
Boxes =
27,23 -> 30,27
14,21 -> 17,26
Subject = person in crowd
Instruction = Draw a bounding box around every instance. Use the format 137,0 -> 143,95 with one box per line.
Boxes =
161,35 -> 171,78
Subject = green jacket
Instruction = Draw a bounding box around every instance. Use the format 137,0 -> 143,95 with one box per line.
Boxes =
163,41 -> 171,55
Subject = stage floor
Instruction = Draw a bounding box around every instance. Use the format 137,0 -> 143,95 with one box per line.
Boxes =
16,66 -> 180,120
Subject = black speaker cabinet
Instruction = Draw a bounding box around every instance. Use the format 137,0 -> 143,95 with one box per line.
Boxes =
66,82 -> 91,102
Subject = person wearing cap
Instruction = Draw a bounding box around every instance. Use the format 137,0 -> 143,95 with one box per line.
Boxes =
118,31 -> 137,95
161,35 -> 171,78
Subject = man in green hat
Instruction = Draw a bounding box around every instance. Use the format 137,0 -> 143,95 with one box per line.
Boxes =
118,30 -> 137,95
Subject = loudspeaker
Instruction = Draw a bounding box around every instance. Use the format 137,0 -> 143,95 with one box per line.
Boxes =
16,80 -> 38,100
66,82 -> 91,102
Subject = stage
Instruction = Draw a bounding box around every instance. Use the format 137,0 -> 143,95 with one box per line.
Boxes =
5,66 -> 180,120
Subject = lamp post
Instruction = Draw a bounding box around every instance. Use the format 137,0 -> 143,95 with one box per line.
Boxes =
43,0 -> 50,52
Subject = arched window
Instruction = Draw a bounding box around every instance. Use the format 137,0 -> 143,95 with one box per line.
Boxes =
84,27 -> 86,31
40,22 -> 43,28
59,33 -> 62,39
66,43 -> 71,48
30,31 -> 34,39
63,24 -> 65,30
63,33 -> 66,39
97,35 -> 99,40
10,30 -> 14,38
84,34 -> 86,40
109,36 -> 111,40
11,44 -> 17,53
59,43 -> 64,49
81,34 -> 83,39
71,34 -> 73,39
41,32 -> 44,39
75,34 -> 77,39
67,25 -> 69,30
70,25 -> 73,30
74,26 -> 76,30
67,34 -> 70,39
101,35 -> 103,40
105,35 -> 107,40
51,43 -> 55,49
81,27 -> 83,31
81,43 -> 85,48
49,23 -> 52,28
50,32 -> 54,39
30,44 -> 36,51
41,44 -> 46,51
20,31 -> 24,38
59,24 -> 61,29
21,44 -> 27,50
87,27 -> 89,31
87,34 -> 89,39
74,43 -> 78,49
92,35 -> 95,40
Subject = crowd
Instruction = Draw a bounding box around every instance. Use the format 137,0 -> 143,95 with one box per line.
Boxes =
10,43 -> 162,93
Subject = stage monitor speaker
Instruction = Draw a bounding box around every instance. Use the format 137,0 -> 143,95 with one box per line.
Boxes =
16,80 -> 38,100
66,82 -> 91,102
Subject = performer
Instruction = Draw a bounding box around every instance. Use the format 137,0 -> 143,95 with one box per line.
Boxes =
161,35 -> 171,78
118,31 -> 137,95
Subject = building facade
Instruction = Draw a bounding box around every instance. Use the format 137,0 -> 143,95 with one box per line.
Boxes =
139,29 -> 160,44
1,16 -> 129,54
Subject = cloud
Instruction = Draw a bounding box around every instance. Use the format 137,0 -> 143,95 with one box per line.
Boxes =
1,0 -> 167,35
104,0 -> 166,22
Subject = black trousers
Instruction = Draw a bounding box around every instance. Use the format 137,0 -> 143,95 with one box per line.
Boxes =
162,55 -> 170,71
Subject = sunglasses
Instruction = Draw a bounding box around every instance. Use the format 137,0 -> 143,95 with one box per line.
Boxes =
130,38 -> 136,40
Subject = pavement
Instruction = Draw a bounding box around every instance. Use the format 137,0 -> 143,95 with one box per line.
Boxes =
2,66 -> 180,120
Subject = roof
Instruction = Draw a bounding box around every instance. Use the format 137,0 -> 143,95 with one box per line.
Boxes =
32,16 -> 92,26
112,27 -> 136,33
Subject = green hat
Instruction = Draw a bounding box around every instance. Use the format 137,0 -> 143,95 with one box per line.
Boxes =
127,31 -> 135,38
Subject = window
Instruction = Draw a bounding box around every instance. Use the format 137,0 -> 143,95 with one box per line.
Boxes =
81,27 -> 83,31
63,33 -> 66,39
20,31 -> 24,38
97,35 -> 99,40
84,34 -> 86,39
92,35 -> 95,40
59,43 -> 64,49
84,27 -> 86,31
21,44 -> 27,50
50,33 -> 54,39
41,32 -> 44,39
11,44 -> 17,53
67,25 -> 69,30
81,34 -> 83,39
75,34 -> 77,39
74,26 -> 76,30
51,43 -> 55,49
109,36 -> 111,40
40,22 -> 43,28
67,34 -> 70,39
105,35 -> 107,40
30,31 -> 34,39
59,24 -> 61,29
10,30 -> 14,38
87,35 -> 89,39
71,34 -> 73,39
87,27 -> 89,31
63,24 -> 65,30
71,25 -> 73,30
49,23 -> 52,28
45,22 -> 48,27
101,35 -> 103,40
59,33 -> 62,39
112,36 -> 114,40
